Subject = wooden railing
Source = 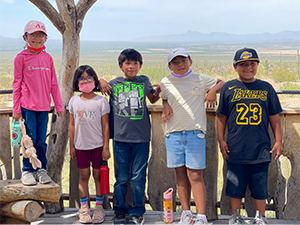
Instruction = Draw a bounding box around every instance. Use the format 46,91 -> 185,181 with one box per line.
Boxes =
1,106 -> 300,220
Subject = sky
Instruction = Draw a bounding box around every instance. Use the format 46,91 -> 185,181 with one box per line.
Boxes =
0,0 -> 299,41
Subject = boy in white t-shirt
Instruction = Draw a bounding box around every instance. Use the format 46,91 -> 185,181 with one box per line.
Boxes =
160,48 -> 224,225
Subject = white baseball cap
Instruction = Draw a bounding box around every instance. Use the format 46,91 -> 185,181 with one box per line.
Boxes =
24,20 -> 47,36
168,48 -> 190,63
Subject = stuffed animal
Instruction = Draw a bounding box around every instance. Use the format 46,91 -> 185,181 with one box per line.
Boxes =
20,120 -> 42,170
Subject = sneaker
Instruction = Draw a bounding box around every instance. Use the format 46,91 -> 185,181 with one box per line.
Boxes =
128,215 -> 144,225
112,212 -> 126,225
92,205 -> 105,224
228,209 -> 245,225
252,211 -> 269,224
193,218 -> 208,225
36,169 -> 52,184
21,171 -> 36,186
179,211 -> 194,225
79,204 -> 92,224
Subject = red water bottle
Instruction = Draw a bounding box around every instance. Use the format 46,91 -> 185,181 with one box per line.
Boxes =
100,160 -> 109,194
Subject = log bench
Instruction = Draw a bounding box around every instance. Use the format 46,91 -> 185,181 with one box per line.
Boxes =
0,180 -> 60,224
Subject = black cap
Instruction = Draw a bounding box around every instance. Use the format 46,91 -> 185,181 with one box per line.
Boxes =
101,160 -> 108,166
233,47 -> 260,65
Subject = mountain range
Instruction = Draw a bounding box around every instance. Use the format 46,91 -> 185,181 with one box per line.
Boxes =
134,30 -> 300,44
0,30 -> 299,53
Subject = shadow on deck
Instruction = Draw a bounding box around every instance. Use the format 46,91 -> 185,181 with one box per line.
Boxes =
32,208 -> 300,225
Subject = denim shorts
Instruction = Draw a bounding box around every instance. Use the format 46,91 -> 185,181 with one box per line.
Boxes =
226,161 -> 269,199
165,130 -> 206,169
75,147 -> 103,169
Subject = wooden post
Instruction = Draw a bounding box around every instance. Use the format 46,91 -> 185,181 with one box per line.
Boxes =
204,110 -> 219,220
13,146 -> 21,179
0,114 -> 12,179
69,158 -> 80,208
281,113 -> 300,220
148,106 -> 176,211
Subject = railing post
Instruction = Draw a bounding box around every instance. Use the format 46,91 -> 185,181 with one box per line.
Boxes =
204,110 -> 219,220
0,114 -> 12,179
148,105 -> 177,211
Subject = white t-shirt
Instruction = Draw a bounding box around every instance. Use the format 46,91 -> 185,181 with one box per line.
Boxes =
69,95 -> 110,150
160,71 -> 217,134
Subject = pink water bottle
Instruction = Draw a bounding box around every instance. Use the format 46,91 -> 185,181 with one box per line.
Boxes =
163,188 -> 173,223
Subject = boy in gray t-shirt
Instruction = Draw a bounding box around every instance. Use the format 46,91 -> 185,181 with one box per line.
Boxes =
99,48 -> 160,225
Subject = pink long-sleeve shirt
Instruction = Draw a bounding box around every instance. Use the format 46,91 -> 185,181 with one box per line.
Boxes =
13,50 -> 63,114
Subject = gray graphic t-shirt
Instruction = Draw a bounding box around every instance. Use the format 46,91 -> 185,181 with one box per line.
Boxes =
108,76 -> 155,143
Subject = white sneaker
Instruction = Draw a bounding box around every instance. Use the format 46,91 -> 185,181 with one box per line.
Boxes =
193,218 -> 208,225
228,209 -> 245,225
252,210 -> 269,224
21,171 -> 36,186
36,169 -> 52,184
92,205 -> 105,224
178,211 -> 194,225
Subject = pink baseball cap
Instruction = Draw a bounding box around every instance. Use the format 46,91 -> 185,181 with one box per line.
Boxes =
24,20 -> 47,36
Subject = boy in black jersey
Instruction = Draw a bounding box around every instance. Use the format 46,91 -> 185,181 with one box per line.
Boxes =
217,47 -> 282,225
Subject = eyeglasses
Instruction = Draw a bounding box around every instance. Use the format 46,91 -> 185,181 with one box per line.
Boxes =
78,76 -> 94,84
171,58 -> 188,66
28,33 -> 46,39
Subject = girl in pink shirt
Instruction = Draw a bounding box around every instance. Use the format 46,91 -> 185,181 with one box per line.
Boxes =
12,20 -> 63,186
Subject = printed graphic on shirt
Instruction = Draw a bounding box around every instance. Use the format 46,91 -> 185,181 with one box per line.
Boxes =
192,85 -> 201,95
231,88 -> 267,102
230,89 -> 267,126
27,66 -> 50,71
76,109 -> 96,124
112,82 -> 145,120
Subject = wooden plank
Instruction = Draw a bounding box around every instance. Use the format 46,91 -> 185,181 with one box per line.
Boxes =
0,180 -> 60,204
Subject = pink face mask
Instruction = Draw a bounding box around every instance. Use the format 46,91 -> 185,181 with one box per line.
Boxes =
79,82 -> 95,93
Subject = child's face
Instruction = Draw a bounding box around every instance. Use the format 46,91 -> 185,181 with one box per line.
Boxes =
78,71 -> 94,85
24,31 -> 47,49
168,56 -> 192,75
234,61 -> 258,83
119,59 -> 142,79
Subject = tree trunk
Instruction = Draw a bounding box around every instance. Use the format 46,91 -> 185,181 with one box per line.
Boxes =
45,16 -> 80,214
0,200 -> 44,222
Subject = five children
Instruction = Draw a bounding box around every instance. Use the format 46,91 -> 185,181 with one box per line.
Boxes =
13,20 -> 283,225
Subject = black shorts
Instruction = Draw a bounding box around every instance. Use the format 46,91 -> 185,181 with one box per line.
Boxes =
226,161 -> 269,200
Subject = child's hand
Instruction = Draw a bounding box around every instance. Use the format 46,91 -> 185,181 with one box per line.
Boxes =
205,90 -> 217,108
99,78 -> 112,96
219,141 -> 229,159
161,100 -> 173,123
102,147 -> 111,161
70,146 -> 76,160
13,113 -> 22,122
57,111 -> 63,117
270,141 -> 282,160
153,84 -> 161,97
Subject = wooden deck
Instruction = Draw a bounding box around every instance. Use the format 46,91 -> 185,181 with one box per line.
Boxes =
32,208 -> 300,224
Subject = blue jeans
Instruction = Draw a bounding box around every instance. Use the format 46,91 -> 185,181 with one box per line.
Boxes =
113,141 -> 149,217
21,108 -> 49,172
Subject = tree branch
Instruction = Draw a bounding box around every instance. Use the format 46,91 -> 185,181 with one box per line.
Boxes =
76,0 -> 97,33
28,0 -> 65,34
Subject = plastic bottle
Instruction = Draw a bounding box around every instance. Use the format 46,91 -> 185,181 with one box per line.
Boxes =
100,160 -> 109,194
163,187 -> 173,223
12,119 -> 24,147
